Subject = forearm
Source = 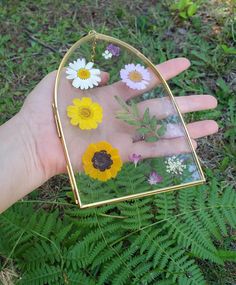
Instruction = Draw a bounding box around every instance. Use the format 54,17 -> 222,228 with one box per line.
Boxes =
0,113 -> 47,213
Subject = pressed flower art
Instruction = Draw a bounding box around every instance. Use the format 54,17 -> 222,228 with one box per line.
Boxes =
82,141 -> 123,181
129,153 -> 142,167
107,44 -> 120,57
102,50 -> 113,59
54,30 -> 204,207
66,58 -> 101,89
102,44 -> 120,59
120,63 -> 151,90
148,171 -> 163,185
67,97 -> 103,130
165,156 -> 186,175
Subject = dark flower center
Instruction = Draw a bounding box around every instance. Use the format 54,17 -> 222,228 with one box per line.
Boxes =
92,150 -> 113,171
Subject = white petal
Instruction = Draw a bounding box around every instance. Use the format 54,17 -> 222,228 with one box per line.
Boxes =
82,80 -> 90,89
66,74 -> 77,80
68,62 -> 78,71
90,69 -> 100,75
87,80 -> 94,89
72,77 -> 82,88
79,81 -> 86,90
92,75 -> 101,83
83,82 -> 90,90
66,67 -> 76,75
120,69 -> 129,80
91,78 -> 99,86
80,58 -> 86,68
85,62 -> 94,69
72,58 -> 85,70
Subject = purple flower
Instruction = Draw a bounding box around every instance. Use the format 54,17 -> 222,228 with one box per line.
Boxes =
107,44 -> 120,57
148,171 -> 163,185
120,63 -> 151,90
129,153 -> 142,167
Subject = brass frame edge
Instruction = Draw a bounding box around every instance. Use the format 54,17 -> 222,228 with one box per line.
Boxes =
53,30 -> 206,209
52,103 -> 81,207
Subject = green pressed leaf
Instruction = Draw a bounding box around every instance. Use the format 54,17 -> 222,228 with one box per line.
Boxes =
114,95 -> 130,111
116,112 -> 133,120
131,100 -> 140,117
150,116 -> 158,130
137,127 -> 150,135
145,136 -> 158,142
124,119 -> 141,126
156,125 -> 166,136
143,108 -> 150,124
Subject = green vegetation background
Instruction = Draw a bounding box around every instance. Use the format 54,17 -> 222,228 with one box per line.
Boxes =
0,1 -> 235,284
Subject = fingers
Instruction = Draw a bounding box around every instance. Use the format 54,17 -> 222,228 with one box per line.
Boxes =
187,120 -> 219,139
132,137 -> 197,158
176,95 -> 218,113
161,120 -> 218,139
112,58 -> 190,100
129,119 -> 218,159
137,95 -> 218,119
100,71 -> 110,86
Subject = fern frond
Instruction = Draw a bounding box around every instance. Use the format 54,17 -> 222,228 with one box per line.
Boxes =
133,227 -> 205,285
18,265 -> 62,285
66,271 -> 96,285
119,198 -> 153,230
154,191 -> 176,219
21,241 -> 61,271
98,245 -> 138,285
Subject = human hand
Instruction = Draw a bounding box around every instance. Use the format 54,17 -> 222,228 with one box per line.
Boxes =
20,57 -> 218,179
0,57 -> 219,213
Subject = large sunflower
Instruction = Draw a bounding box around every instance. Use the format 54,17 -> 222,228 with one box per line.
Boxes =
82,141 -> 123,182
67,97 -> 103,130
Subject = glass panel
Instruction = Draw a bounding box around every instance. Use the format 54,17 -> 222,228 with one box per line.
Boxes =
55,33 -> 204,206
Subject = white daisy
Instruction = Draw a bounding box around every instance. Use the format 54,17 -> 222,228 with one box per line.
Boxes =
66,58 -> 101,90
102,50 -> 113,59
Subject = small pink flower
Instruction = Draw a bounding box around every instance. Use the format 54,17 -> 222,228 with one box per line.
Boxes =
148,171 -> 163,185
120,63 -> 151,90
129,153 -> 142,167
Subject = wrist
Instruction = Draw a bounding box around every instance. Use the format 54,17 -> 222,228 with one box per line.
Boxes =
16,111 -> 48,182
0,113 -> 46,212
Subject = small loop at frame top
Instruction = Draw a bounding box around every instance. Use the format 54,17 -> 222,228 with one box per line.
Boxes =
88,30 -> 97,35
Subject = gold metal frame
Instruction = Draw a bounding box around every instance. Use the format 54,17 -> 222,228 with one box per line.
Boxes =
52,30 -> 205,209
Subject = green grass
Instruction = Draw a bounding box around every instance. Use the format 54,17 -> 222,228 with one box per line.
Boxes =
0,0 -> 236,284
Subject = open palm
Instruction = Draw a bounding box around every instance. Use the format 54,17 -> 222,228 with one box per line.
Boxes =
20,58 -> 218,178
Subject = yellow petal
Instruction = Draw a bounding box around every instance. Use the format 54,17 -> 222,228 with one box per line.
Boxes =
72,98 -> 82,106
70,117 -> 79,126
81,97 -> 92,105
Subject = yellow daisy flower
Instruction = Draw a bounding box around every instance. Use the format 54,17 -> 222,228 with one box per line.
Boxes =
82,141 -> 123,182
67,97 -> 103,130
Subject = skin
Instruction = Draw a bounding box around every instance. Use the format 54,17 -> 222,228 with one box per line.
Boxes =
0,58 -> 218,213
